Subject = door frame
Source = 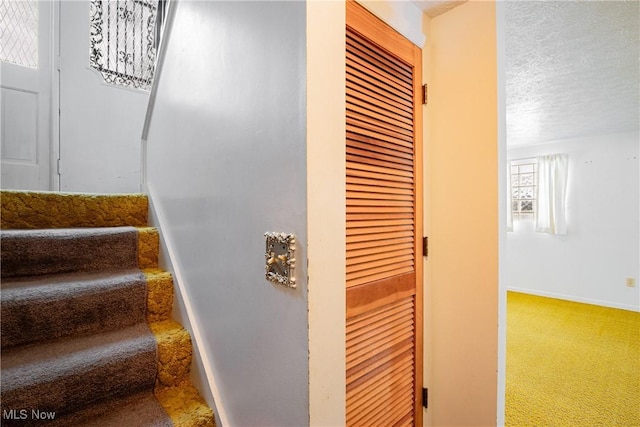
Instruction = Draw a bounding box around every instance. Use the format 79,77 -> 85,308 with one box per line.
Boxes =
51,0 -> 61,190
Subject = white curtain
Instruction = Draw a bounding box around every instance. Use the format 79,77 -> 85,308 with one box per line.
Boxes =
535,153 -> 569,234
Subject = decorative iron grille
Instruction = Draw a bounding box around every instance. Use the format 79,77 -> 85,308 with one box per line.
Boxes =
89,0 -> 159,90
0,0 -> 38,68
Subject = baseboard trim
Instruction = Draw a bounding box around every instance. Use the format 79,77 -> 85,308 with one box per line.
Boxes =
143,183 -> 229,426
507,286 -> 640,312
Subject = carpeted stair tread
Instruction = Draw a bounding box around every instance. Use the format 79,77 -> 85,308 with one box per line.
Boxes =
1,227 -> 139,278
1,269 -> 147,348
0,190 -> 148,230
1,324 -> 157,418
45,391 -> 173,427
156,382 -> 216,427
0,191 -> 216,427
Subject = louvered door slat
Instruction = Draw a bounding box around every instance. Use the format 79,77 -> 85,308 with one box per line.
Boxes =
348,132 -> 414,156
347,90 -> 414,127
347,241 -> 414,258
352,379 -> 414,427
347,255 -> 414,277
394,413 -> 415,427
347,103 -> 414,134
348,133 -> 414,157
347,340 -> 414,385
348,218 -> 414,227
347,199 -> 413,208
347,154 -> 413,174
347,161 -> 413,178
347,76 -> 413,117
346,1 -> 422,425
347,148 -> 413,168
347,184 -> 414,196
346,51 -> 413,94
346,126 -> 414,150
348,226 -> 414,238
346,35 -> 413,86
347,32 -> 413,81
347,178 -> 414,191
346,230 -> 413,244
346,83 -> 413,118
348,305 -> 413,342
346,66 -> 414,109
347,236 -> 413,253
347,249 -> 414,270
348,207 -> 413,216
348,324 -> 414,367
349,368 -> 414,421
347,260 -> 414,283
347,212 -> 413,221
359,384 -> 414,427
347,117 -> 413,144
347,348 -> 414,401
347,108 -> 414,138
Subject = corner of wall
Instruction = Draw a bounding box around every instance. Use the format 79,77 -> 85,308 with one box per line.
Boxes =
306,2 -> 347,425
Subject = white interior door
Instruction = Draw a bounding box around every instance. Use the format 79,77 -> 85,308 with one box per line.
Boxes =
1,0 -> 52,190
58,0 -> 153,193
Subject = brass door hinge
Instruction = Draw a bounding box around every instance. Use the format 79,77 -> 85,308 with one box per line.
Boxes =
422,84 -> 428,105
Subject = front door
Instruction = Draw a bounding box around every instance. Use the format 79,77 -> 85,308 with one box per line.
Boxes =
1,0 -> 52,190
345,1 -> 423,425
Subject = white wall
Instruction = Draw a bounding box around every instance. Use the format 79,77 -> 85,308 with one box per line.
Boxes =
58,1 -> 146,193
506,132 -> 640,311
144,2 -> 309,426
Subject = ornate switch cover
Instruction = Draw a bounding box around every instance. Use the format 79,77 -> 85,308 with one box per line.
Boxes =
265,232 -> 296,288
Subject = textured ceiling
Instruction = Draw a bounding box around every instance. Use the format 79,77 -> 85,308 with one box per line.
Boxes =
505,1 -> 640,146
414,0 -> 639,146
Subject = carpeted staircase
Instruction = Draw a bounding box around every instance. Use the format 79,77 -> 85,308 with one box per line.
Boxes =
0,190 -> 215,427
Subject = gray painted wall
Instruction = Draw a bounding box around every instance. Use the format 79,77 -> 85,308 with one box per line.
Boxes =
144,1 -> 308,425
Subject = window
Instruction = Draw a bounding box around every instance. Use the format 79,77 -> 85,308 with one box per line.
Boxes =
0,0 -> 38,68
89,0 -> 164,91
510,159 -> 537,219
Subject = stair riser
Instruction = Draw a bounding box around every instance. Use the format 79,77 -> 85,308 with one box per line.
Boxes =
152,322 -> 193,388
145,269 -> 174,323
138,227 -> 160,269
0,191 -> 148,230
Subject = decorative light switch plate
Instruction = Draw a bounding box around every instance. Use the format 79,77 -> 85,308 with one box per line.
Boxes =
265,232 -> 296,288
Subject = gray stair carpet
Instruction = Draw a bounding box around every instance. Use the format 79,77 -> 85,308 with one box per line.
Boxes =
0,227 -> 172,426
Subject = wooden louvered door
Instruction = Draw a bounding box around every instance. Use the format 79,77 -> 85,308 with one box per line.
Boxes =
346,2 -> 423,426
